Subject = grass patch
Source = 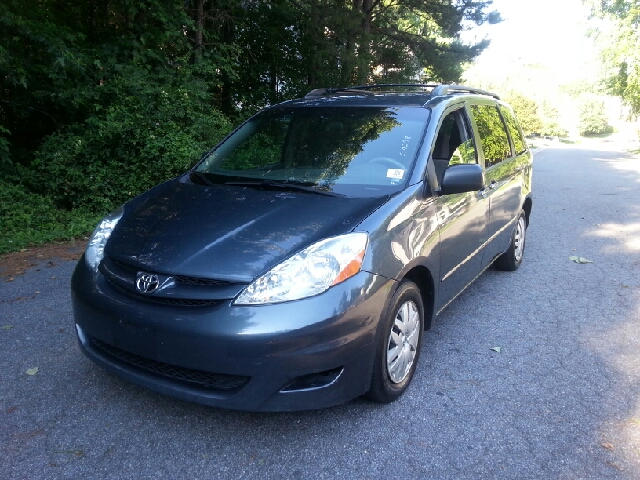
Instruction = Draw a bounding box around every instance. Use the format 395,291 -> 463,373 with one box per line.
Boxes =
0,181 -> 102,254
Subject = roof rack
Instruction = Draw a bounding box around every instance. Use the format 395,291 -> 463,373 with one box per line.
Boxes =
333,84 -> 439,91
306,88 -> 375,97
305,84 -> 438,98
430,84 -> 500,100
305,83 -> 500,100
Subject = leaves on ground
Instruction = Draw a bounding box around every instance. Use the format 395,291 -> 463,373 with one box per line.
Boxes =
490,347 -> 501,353
569,256 -> 593,264
25,367 -> 39,376
1,325 -> 13,330
602,442 -> 615,450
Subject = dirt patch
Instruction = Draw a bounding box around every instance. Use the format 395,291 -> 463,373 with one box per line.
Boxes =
0,239 -> 87,281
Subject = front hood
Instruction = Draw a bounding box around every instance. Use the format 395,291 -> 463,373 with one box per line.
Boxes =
105,179 -> 388,282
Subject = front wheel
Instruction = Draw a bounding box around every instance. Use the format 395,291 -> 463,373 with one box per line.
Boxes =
494,209 -> 527,271
366,281 -> 424,403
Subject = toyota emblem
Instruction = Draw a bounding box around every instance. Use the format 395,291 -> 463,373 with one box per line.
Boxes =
136,273 -> 160,294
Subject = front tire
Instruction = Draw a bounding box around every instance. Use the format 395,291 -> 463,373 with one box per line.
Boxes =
494,209 -> 527,271
366,280 -> 424,403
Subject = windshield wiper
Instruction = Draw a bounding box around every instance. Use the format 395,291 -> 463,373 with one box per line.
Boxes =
190,171 -> 217,187
224,180 -> 344,197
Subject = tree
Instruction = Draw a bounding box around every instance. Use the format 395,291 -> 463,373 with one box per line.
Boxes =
210,0 -> 502,112
504,92 -> 543,135
587,0 -> 640,118
577,95 -> 612,135
0,0 -> 503,252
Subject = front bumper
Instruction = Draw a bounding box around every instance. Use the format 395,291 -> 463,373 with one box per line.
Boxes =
71,259 -> 394,411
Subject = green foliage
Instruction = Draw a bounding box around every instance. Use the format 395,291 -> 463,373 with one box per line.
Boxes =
0,181 -> 101,254
0,126 -> 11,167
540,120 -> 569,137
588,0 -> 640,118
0,0 -> 499,253
221,132 -> 285,171
220,0 -> 500,108
560,80 -> 599,98
471,104 -> 511,166
31,71 -> 231,212
504,92 -> 543,135
501,91 -> 569,137
538,104 -> 568,137
577,95 -> 613,136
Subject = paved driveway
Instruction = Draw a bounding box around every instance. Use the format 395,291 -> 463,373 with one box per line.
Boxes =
2,145 -> 640,479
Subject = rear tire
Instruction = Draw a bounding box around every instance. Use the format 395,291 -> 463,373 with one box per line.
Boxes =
366,281 -> 424,403
494,209 -> 527,271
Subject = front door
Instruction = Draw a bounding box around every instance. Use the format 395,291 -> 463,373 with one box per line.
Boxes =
432,106 -> 489,311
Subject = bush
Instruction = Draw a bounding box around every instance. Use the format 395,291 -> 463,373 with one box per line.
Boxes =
578,95 -> 613,136
30,71 -> 231,212
540,120 -> 568,137
0,181 -> 101,254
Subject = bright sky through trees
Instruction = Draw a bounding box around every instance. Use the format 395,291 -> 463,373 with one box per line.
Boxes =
463,0 -> 599,82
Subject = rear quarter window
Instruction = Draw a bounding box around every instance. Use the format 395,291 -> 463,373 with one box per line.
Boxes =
470,104 -> 512,167
500,106 -> 527,155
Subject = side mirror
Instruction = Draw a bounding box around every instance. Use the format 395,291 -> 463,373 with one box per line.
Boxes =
440,164 -> 484,195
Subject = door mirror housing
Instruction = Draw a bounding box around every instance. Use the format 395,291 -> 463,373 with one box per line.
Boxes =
440,164 -> 484,195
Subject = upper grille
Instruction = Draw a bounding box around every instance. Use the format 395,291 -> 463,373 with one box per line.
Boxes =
90,336 -> 249,391
173,275 -> 236,286
111,259 -> 236,286
111,259 -> 138,273
109,282 -> 220,307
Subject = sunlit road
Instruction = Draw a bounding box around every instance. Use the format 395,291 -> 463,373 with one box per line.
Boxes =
2,144 -> 640,478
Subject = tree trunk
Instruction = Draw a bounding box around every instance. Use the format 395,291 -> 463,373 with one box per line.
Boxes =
195,0 -> 205,63
361,0 -> 373,34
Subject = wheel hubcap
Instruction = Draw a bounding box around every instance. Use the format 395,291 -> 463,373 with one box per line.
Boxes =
386,300 -> 420,384
514,216 -> 526,262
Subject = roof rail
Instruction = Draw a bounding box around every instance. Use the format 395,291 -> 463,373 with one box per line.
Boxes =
305,84 -> 439,97
430,84 -> 500,100
331,84 -> 440,91
305,83 -> 500,100
305,88 -> 375,98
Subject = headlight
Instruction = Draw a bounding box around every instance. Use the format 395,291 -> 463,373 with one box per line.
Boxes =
85,206 -> 124,273
235,232 -> 368,305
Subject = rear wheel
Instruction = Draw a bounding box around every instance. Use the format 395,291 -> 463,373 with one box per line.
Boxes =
494,209 -> 527,271
366,281 -> 424,403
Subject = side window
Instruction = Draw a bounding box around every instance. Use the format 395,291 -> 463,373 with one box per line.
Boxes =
431,108 -> 477,184
449,139 -> 476,166
470,104 -> 512,168
499,106 -> 527,155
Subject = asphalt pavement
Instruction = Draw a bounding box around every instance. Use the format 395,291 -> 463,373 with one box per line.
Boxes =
2,144 -> 640,479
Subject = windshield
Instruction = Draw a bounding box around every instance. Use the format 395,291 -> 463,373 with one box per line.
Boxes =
194,106 -> 429,197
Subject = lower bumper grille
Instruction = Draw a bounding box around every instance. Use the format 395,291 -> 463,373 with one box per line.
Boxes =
89,337 -> 249,390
